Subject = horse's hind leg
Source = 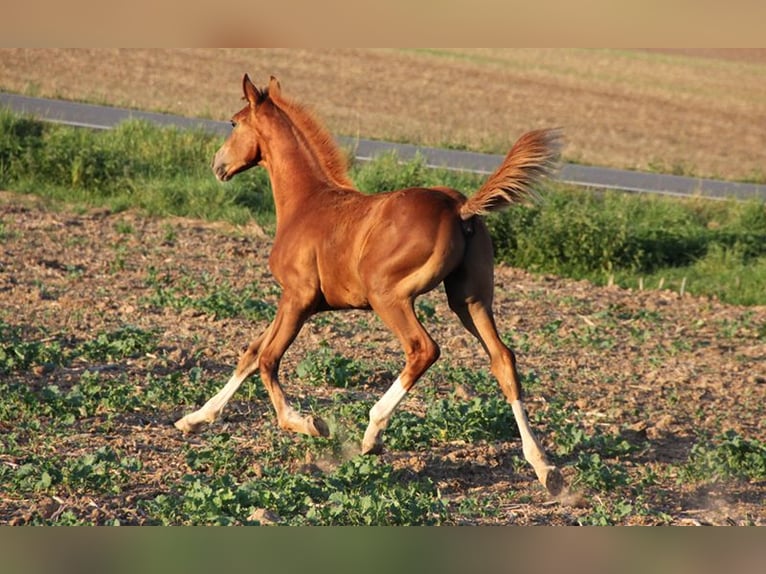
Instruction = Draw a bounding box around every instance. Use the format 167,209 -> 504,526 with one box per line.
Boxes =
361,295 -> 440,455
446,279 -> 563,495
444,236 -> 564,496
175,324 -> 273,433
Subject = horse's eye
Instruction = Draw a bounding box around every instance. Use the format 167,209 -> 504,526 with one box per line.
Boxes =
230,120 -> 237,128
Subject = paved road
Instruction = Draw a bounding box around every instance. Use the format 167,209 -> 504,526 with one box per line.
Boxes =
3,92 -> 764,201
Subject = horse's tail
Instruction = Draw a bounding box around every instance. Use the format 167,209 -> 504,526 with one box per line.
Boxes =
459,128 -> 562,220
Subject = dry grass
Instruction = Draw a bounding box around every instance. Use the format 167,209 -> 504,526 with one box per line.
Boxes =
1,48 -> 765,181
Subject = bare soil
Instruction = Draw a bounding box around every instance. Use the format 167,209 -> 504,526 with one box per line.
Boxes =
1,48 -> 765,181
1,191 -> 764,525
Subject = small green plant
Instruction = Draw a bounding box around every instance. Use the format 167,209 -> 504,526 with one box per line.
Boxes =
145,474 -> 245,526
295,342 -> 367,388
553,422 -> 589,456
0,321 -> 66,374
184,433 -> 252,475
555,424 -> 637,458
680,431 -> 766,483
114,220 -> 134,234
416,300 -> 437,322
385,393 -> 518,451
143,270 -> 276,322
572,452 -> 629,491
305,457 -> 448,525
162,224 -> 177,244
579,497 -> 635,526
77,325 -> 157,362
143,456 -> 447,526
9,446 -> 141,501
61,447 -> 142,494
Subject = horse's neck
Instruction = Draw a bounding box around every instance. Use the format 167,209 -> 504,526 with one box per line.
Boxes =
264,122 -> 334,223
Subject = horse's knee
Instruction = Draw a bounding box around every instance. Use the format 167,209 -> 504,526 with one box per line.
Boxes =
257,351 -> 280,377
408,336 -> 440,373
235,347 -> 260,377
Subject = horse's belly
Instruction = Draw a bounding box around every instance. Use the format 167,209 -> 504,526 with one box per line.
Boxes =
318,273 -> 369,310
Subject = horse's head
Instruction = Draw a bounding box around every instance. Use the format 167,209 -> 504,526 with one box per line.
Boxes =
212,74 -> 280,182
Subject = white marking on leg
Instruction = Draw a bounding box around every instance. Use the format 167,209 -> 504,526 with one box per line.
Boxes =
362,377 -> 408,453
175,372 -> 246,431
511,399 -> 563,495
370,377 -> 408,428
511,399 -> 545,460
200,372 -> 247,418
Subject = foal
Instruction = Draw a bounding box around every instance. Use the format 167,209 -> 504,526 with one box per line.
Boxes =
175,74 -> 564,496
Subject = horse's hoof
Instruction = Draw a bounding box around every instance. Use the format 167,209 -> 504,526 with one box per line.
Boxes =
360,437 -> 384,456
174,416 -> 205,434
543,466 -> 565,497
308,415 -> 330,438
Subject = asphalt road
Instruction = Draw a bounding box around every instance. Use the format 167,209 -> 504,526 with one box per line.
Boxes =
2,92 -> 764,201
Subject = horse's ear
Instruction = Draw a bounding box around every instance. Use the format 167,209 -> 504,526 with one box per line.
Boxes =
268,76 -> 282,99
242,74 -> 262,107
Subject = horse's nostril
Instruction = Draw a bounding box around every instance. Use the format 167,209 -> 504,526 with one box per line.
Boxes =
212,163 -> 228,181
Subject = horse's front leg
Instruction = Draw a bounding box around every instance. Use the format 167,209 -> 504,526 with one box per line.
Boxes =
175,324 -> 272,433
256,294 -> 330,438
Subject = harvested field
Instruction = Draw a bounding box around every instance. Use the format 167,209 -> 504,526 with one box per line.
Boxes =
1,48 -> 765,181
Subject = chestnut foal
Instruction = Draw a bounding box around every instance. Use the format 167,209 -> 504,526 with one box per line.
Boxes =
175,74 -> 564,496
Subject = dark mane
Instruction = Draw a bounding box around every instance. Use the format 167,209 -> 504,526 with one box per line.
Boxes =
268,89 -> 355,190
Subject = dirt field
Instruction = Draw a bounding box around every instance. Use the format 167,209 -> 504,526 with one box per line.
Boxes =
2,191 -> 764,525
1,48 -> 765,182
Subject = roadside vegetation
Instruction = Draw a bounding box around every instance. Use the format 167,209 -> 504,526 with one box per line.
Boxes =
2,111 -> 765,306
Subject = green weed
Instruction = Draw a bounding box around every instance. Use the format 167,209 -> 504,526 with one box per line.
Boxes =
142,456 -> 447,526
184,433 -> 252,475
78,325 -> 157,363
304,457 -> 447,525
0,320 -> 156,375
572,452 -> 630,491
143,269 -> 276,322
8,446 -> 141,499
579,497 -> 635,526
385,394 -> 518,451
295,342 -> 367,388
680,431 -> 766,483
0,321 -> 66,374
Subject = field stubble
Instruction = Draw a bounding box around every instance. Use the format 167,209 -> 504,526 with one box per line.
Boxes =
1,193 -> 764,525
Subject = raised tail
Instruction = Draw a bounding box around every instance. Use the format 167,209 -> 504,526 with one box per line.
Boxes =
459,128 -> 562,220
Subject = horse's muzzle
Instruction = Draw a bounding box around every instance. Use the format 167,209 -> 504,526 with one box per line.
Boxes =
213,162 -> 231,182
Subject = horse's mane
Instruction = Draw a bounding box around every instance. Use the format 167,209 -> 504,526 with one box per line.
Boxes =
267,88 -> 355,190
